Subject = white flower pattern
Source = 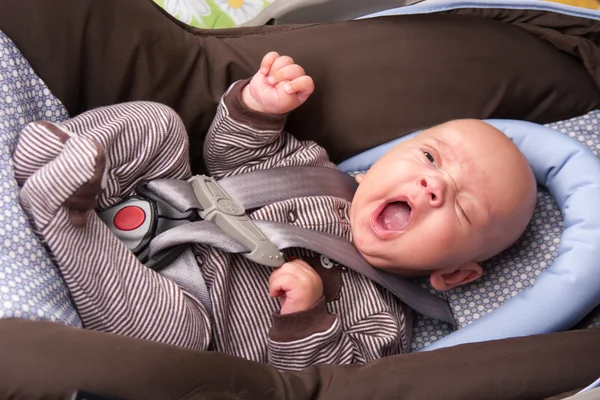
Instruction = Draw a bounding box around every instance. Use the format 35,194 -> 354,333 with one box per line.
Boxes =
214,0 -> 264,25
164,0 -> 211,25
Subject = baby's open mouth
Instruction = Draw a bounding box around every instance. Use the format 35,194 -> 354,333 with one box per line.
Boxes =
376,201 -> 412,232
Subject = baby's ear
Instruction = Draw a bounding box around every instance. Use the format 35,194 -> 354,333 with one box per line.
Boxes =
429,261 -> 482,291
355,174 -> 365,184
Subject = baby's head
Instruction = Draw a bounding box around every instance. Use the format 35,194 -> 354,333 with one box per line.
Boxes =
350,119 -> 537,291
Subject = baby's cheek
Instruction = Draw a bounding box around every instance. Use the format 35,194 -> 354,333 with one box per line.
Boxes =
422,214 -> 456,243
414,218 -> 460,258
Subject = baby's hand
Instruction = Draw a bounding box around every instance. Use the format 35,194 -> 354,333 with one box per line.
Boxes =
242,52 -> 314,115
269,259 -> 323,315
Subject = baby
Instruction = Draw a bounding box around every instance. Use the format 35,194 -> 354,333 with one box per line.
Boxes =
13,52 -> 536,370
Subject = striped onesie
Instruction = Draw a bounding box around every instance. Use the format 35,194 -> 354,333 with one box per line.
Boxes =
13,81 -> 412,370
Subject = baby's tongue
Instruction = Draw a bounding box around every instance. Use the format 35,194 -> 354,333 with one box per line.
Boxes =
378,202 -> 411,231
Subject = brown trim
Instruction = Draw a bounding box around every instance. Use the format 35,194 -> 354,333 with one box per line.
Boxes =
2,0 -> 598,174
269,297 -> 335,342
2,318 -> 600,399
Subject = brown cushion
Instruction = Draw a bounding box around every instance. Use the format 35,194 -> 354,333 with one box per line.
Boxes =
1,318 -> 600,399
0,0 -> 598,173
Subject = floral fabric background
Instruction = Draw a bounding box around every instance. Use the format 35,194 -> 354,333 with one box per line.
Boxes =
154,0 -> 273,29
153,0 -> 598,29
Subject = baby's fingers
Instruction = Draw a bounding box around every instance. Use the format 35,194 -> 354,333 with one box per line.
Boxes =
260,51 -> 280,75
270,55 -> 295,75
284,75 -> 315,99
268,273 -> 295,297
268,64 -> 305,86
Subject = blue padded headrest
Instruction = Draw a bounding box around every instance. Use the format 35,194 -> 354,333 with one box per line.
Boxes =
338,119 -> 600,349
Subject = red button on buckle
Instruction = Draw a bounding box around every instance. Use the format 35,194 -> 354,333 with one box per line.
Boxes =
113,206 -> 146,231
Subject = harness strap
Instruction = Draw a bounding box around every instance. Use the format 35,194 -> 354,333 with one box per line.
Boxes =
218,166 -> 358,208
144,166 -> 358,212
148,220 -> 455,325
132,166 -> 455,325
159,248 -> 213,318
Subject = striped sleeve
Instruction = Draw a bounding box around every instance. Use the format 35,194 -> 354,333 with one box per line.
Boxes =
203,80 -> 335,179
267,310 -> 405,370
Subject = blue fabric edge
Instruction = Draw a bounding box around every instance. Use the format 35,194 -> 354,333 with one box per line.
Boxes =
361,0 -> 600,21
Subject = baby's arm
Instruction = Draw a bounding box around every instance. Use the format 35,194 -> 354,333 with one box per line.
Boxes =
266,261 -> 408,370
204,52 -> 334,179
268,305 -> 408,370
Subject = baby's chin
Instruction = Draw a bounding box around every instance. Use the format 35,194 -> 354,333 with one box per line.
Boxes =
352,228 -> 379,260
371,258 -> 431,278
356,248 -> 386,268
355,241 -> 434,278
352,214 -> 431,277
355,244 -> 408,274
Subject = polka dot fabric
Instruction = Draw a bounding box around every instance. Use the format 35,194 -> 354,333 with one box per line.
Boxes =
0,31 -> 81,326
410,109 -> 600,351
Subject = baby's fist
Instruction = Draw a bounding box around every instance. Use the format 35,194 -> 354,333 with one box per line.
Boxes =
269,259 -> 323,315
242,52 -> 314,115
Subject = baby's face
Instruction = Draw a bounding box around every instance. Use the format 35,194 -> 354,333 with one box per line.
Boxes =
350,120 -> 536,289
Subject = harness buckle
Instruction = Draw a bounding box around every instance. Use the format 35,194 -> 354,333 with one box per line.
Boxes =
189,175 -> 285,268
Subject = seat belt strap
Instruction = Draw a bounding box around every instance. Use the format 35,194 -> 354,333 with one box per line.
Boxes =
105,166 -> 455,325
218,166 -> 358,209
159,248 -> 213,319
148,220 -> 456,325
143,166 -> 357,213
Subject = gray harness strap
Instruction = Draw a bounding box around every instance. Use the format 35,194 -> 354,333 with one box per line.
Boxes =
218,166 -> 358,208
149,220 -> 454,324
159,248 -> 213,318
142,166 -> 456,325
145,166 -> 357,212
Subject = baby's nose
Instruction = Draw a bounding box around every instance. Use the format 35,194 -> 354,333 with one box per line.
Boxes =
419,176 -> 446,207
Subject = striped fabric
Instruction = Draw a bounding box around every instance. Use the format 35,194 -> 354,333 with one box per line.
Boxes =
14,103 -> 210,350
13,83 -> 412,370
